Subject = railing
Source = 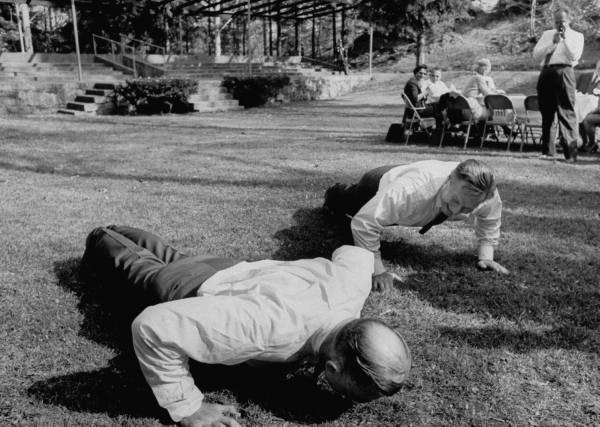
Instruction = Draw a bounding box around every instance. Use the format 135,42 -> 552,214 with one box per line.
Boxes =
92,34 -> 173,78
301,56 -> 339,71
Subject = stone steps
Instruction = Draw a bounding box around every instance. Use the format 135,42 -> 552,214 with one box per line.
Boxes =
58,82 -> 117,116
190,99 -> 243,112
188,92 -> 232,102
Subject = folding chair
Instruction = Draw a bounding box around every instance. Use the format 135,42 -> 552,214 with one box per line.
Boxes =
401,92 -> 436,145
522,95 -> 543,150
438,92 -> 477,149
481,94 -> 520,151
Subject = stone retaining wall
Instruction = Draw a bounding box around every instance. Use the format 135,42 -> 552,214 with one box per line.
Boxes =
0,82 -> 85,115
279,74 -> 371,102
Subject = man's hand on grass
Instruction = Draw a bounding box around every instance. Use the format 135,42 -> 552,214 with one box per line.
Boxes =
477,260 -> 509,275
372,272 -> 399,292
180,403 -> 241,427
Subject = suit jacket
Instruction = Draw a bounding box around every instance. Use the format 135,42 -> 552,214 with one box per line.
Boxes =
576,72 -> 600,95
404,77 -> 425,107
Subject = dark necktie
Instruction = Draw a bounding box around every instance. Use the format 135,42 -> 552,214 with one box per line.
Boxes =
419,212 -> 448,235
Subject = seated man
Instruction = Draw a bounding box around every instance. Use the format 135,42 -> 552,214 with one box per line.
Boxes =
81,225 -> 412,426
424,67 -> 451,104
323,159 -> 508,292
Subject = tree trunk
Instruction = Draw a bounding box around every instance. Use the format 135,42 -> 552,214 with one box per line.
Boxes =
530,0 -> 537,38
415,31 -> 425,66
19,3 -> 33,53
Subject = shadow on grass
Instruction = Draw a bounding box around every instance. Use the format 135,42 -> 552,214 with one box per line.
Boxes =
385,241 -> 600,353
438,325 -> 600,353
272,207 -> 352,260
273,205 -> 600,354
27,257 -> 352,423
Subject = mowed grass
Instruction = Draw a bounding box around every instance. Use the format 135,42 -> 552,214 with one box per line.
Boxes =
1,77 -> 599,426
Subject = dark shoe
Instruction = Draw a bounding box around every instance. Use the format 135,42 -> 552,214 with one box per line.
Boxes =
560,141 -> 572,160
562,142 -> 578,162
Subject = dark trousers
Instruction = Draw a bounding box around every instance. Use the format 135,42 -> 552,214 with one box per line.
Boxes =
537,65 -> 578,156
324,165 -> 397,218
82,225 -> 240,306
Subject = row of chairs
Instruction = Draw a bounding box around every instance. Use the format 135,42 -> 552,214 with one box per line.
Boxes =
401,92 -> 542,151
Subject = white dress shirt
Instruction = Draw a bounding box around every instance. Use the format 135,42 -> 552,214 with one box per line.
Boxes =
533,27 -> 584,67
350,160 -> 502,275
131,246 -> 374,422
426,80 -> 450,103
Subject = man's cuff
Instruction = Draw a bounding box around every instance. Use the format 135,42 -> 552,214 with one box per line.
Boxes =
373,253 -> 386,275
153,379 -> 204,422
478,244 -> 494,261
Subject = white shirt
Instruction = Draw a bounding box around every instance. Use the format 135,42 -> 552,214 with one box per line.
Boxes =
426,80 -> 450,103
533,27 -> 584,67
131,246 -> 374,422
350,160 -> 502,275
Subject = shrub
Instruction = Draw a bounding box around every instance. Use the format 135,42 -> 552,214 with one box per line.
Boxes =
222,75 -> 291,108
113,78 -> 198,115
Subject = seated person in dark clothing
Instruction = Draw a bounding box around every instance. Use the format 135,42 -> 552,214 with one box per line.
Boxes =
403,65 -> 443,140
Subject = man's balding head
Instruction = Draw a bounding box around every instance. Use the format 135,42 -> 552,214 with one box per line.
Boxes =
325,318 -> 411,402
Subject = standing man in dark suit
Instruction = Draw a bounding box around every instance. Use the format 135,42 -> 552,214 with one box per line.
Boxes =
533,8 -> 584,162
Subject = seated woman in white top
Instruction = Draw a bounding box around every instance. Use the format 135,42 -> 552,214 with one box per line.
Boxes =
463,58 -> 505,121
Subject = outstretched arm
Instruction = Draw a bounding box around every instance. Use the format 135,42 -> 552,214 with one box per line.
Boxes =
131,297 -> 262,423
473,191 -> 508,274
351,188 -> 409,291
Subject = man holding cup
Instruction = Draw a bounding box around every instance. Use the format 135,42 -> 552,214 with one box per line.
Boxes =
533,8 -> 584,162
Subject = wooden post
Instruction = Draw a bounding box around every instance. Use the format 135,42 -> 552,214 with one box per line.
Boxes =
14,1 -> 25,53
247,0 -> 252,75
311,3 -> 315,57
19,2 -> 33,53
294,19 -> 299,55
71,0 -> 82,81
368,23 -> 373,77
178,15 -> 183,55
341,5 -> 346,46
208,16 -> 213,55
276,3 -> 281,57
268,10 -> 273,56
262,18 -> 267,55
332,7 -> 336,58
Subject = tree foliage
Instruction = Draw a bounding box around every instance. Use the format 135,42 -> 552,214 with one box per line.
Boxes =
358,0 -> 471,43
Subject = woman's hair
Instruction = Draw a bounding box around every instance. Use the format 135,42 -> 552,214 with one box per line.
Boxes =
453,159 -> 497,201
474,58 -> 491,74
413,65 -> 428,76
335,318 -> 412,396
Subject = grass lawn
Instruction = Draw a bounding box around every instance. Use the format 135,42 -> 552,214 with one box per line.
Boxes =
1,77 -> 599,426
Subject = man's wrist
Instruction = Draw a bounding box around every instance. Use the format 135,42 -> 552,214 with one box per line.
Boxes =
477,244 -> 494,262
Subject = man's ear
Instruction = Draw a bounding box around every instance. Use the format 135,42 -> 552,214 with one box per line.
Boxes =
325,360 -> 341,375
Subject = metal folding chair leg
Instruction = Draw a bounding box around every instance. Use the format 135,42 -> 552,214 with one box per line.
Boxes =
480,120 -> 488,148
439,122 -> 446,147
463,123 -> 471,149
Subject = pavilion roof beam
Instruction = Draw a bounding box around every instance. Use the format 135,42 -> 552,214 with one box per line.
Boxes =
173,0 -> 347,18
249,0 -> 317,16
279,3 -> 334,19
294,5 -> 346,19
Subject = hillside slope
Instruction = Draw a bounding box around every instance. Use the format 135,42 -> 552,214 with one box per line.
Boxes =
364,15 -> 599,73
